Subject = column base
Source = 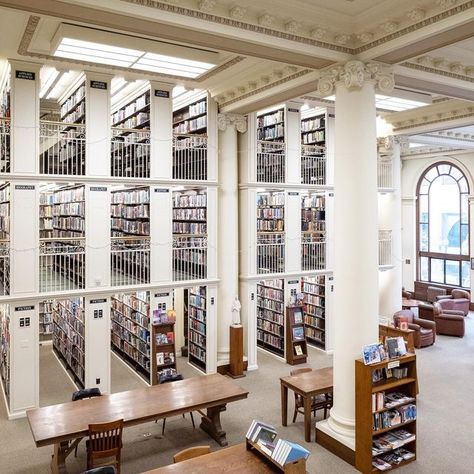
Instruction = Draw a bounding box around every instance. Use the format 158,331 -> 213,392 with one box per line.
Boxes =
316,419 -> 355,467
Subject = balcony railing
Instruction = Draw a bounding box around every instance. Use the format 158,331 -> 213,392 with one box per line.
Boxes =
173,134 -> 207,180
379,230 -> 392,267
0,118 -> 10,173
0,241 -> 9,295
40,121 -> 85,175
111,237 -> 150,286
257,140 -> 285,183
111,128 -> 150,178
301,234 -> 326,271
173,235 -> 207,281
257,232 -> 285,274
378,159 -> 393,189
39,238 -> 85,292
301,145 -> 326,185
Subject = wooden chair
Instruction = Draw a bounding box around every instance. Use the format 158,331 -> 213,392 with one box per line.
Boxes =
86,419 -> 124,474
290,367 -> 332,423
71,388 -> 102,456
173,446 -> 211,463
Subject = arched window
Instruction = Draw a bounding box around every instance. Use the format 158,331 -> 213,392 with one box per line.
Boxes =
417,162 -> 470,288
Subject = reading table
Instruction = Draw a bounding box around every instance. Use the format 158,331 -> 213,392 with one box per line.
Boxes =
27,373 -> 248,474
280,366 -> 333,442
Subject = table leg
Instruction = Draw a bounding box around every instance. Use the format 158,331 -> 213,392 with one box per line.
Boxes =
51,441 -> 69,474
200,405 -> 228,446
281,384 -> 288,427
303,395 -> 312,442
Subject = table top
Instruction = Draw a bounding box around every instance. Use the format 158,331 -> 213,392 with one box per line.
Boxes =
142,443 -> 275,473
280,366 -> 333,396
402,298 -> 425,307
27,373 -> 248,448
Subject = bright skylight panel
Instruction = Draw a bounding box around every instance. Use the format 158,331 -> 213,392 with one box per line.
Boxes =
135,57 -> 207,74
57,44 -> 139,63
142,52 -> 215,70
55,50 -> 133,67
60,38 -> 144,57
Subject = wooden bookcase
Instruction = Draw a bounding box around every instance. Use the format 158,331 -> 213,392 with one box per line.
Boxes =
151,321 -> 177,385
285,306 -> 307,365
301,276 -> 326,349
355,354 -> 417,473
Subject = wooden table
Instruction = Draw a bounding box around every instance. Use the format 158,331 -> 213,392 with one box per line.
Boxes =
143,443 -> 277,473
402,298 -> 425,309
27,374 -> 248,474
280,366 -> 333,442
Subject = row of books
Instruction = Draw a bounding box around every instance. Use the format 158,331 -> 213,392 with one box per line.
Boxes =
305,294 -> 324,307
302,279 -> 324,295
190,318 -> 206,336
189,328 -> 206,348
257,220 -> 284,232
302,130 -> 325,144
257,124 -> 284,141
173,193 -> 206,208
63,102 -> 85,124
257,318 -> 283,336
112,188 -> 150,205
111,334 -> 150,371
0,186 -> 9,203
373,448 -> 415,471
301,116 -> 325,132
373,404 -> 416,431
363,337 -> 408,365
257,285 -> 284,302
301,194 -> 325,209
257,208 -> 284,219
111,203 -> 149,219
173,222 -> 207,234
0,86 -> 10,118
112,321 -> 150,355
173,116 -> 206,134
53,216 -> 84,232
112,218 -> 149,235
256,193 -> 285,207
0,215 -> 9,235
173,208 -> 206,221
53,187 -> 85,204
116,112 -> 150,130
155,331 -> 174,345
257,330 -> 284,350
112,92 -> 149,125
372,391 -> 414,412
189,342 -> 206,363
40,206 -> 52,218
112,296 -> 149,325
60,84 -> 85,119
304,314 -> 325,329
305,326 -> 324,343
112,309 -> 150,343
189,305 -> 206,322
257,110 -> 284,127
257,307 -> 284,325
53,202 -> 85,217
373,429 -> 415,455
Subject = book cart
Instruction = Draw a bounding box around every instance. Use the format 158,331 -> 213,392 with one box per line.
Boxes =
355,354 -> 417,473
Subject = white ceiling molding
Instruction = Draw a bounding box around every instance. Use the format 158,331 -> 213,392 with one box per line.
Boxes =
402,56 -> 474,83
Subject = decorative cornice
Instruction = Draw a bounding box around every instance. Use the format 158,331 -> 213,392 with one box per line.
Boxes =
401,58 -> 474,83
217,113 -> 247,133
317,61 -> 394,95
196,56 -> 245,82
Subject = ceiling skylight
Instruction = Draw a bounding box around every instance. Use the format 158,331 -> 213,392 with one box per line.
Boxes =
54,38 -> 216,78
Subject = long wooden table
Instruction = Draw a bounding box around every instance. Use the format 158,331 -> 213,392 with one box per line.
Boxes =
280,367 -> 333,442
142,443 -> 277,473
27,374 -> 249,474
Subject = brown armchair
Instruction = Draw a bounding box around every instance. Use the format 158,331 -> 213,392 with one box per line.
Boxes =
436,289 -> 470,316
402,288 -> 413,299
433,302 -> 465,337
427,286 -> 447,303
393,310 -> 436,348
418,302 -> 435,322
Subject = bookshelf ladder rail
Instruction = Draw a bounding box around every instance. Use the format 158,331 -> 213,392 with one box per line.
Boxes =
257,233 -> 285,274
111,237 -> 151,286
39,121 -> 86,176
173,235 -> 207,281
111,128 -> 150,178
257,141 -> 285,184
301,145 -> 326,185
173,135 -> 208,181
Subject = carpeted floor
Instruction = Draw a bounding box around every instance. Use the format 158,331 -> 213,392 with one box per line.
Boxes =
1,316 -> 474,474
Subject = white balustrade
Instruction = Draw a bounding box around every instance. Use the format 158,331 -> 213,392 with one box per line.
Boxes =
301,235 -> 326,271
378,159 -> 393,189
173,134 -> 208,180
111,237 -> 150,286
0,118 -> 10,173
257,140 -> 285,183
111,128 -> 150,178
378,230 -> 393,267
173,235 -> 207,281
301,145 -> 326,185
257,233 -> 285,274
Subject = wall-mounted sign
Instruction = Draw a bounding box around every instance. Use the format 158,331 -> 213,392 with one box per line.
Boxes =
154,89 -> 170,98
154,188 -> 170,193
90,186 -> 107,192
288,107 -> 299,113
155,292 -> 170,298
90,298 -> 107,304
15,305 -> 34,311
15,184 -> 35,190
288,280 -> 299,284
16,70 -> 35,80
288,192 -> 299,196
90,80 -> 107,90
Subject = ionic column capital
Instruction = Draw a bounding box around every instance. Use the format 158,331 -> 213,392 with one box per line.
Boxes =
217,113 -> 247,133
378,135 -> 409,154
318,60 -> 394,96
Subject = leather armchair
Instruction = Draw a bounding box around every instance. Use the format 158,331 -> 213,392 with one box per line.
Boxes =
393,310 -> 436,348
433,302 -> 465,337
436,289 -> 470,316
402,288 -> 413,299
427,286 -> 447,303
418,302 -> 435,322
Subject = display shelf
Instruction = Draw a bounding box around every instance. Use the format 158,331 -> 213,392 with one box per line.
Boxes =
52,298 -> 85,388
188,286 -> 206,371
355,354 -> 417,473
285,306 -> 307,365
257,279 -> 284,357
151,320 -> 177,385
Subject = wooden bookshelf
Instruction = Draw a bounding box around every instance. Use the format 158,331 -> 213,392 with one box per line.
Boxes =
188,286 -> 207,371
257,279 -> 285,358
0,305 -> 10,406
302,276 -> 326,349
111,292 -> 151,381
285,306 -> 307,365
52,298 -> 85,388
355,354 -> 417,473
151,321 -> 177,385
39,300 -> 54,342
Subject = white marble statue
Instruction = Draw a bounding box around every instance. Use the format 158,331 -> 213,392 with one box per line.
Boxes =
231,296 -> 242,325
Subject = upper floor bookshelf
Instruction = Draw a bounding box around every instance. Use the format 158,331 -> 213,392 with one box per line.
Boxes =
0,72 -> 11,174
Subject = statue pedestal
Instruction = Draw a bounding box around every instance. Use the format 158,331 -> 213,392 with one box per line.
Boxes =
228,324 -> 245,378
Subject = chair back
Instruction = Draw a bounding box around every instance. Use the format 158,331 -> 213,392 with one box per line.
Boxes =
290,367 -> 312,377
88,419 -> 123,462
173,446 -> 210,463
72,387 -> 101,402
394,310 -> 414,326
433,302 -> 443,316
452,289 -> 470,300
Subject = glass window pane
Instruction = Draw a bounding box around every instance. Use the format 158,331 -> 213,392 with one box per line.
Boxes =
462,260 -> 470,288
461,224 -> 469,255
450,167 -> 462,181
431,258 -> 445,283
458,177 -> 468,193
419,178 -> 430,194
419,195 -> 428,223
438,164 -> 451,175
429,175 -> 460,253
425,167 -> 439,181
420,256 -> 429,281
445,260 -> 460,286
420,224 -> 428,251
461,193 -> 468,224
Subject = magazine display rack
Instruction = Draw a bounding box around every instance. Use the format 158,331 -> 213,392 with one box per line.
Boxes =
285,306 -> 307,365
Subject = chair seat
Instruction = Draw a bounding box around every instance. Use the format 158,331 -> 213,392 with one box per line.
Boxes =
420,328 -> 432,335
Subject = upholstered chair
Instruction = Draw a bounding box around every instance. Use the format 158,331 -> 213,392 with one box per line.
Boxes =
436,289 -> 470,316
433,302 -> 465,337
393,310 -> 436,349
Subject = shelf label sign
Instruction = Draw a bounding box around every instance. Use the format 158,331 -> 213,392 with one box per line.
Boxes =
90,186 -> 107,192
90,298 -> 107,304
155,292 -> 170,297
90,80 -> 107,90
15,305 -> 34,311
288,280 -> 299,284
154,188 -> 169,193
15,184 -> 35,190
16,70 -> 35,80
387,360 -> 400,369
154,89 -> 170,98
288,107 -> 299,113
288,192 -> 299,196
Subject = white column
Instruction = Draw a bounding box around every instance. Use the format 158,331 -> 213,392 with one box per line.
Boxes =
285,191 -> 301,273
215,113 -> 246,365
206,284 -> 218,374
240,280 -> 258,370
468,196 -> 474,304
317,61 -> 394,448
285,102 -> 301,185
378,137 -> 403,318
402,197 -> 417,292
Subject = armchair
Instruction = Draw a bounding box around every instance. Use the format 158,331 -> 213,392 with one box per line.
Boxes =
436,289 -> 470,316
402,288 -> 413,299
427,286 -> 447,303
418,302 -> 435,322
393,310 -> 436,349
433,302 -> 465,337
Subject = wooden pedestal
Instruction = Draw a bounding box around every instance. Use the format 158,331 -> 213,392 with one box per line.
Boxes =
228,324 -> 245,378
